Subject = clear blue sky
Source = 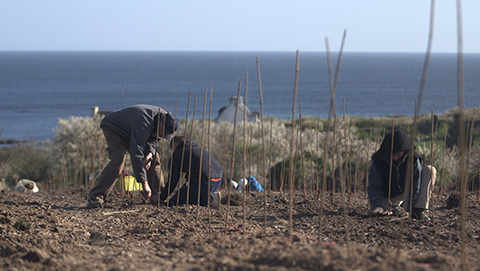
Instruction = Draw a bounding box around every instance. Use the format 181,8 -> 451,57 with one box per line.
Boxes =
1,1 -> 479,53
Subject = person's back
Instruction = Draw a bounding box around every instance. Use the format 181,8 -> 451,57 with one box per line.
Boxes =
160,136 -> 223,207
173,140 -> 223,182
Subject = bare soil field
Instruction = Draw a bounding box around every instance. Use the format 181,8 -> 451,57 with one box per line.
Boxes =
1,187 -> 480,271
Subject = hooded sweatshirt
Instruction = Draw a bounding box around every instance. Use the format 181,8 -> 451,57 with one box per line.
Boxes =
160,140 -> 223,201
100,104 -> 165,184
367,130 -> 422,208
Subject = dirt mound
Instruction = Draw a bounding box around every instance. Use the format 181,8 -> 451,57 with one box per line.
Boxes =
1,188 -> 479,270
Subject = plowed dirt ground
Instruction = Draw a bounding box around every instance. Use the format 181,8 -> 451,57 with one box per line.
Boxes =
1,187 -> 480,270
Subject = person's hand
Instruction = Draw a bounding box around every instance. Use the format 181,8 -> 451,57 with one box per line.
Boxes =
367,206 -> 385,217
141,181 -> 152,202
143,152 -> 153,171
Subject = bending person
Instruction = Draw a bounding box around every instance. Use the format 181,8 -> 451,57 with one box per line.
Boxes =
160,135 -> 223,208
87,104 -> 179,208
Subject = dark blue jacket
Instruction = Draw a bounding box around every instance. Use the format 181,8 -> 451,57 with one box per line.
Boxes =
160,140 -> 223,201
368,130 -> 422,208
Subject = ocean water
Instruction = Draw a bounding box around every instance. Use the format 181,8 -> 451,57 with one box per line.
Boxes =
1,51 -> 479,143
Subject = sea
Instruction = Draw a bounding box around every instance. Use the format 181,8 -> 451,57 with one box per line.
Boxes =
1,51 -> 479,143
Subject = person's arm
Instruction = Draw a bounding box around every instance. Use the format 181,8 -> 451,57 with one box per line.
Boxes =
129,127 -> 152,184
367,160 -> 386,208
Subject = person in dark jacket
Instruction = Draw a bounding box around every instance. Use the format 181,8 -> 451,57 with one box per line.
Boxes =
367,129 -> 436,219
87,104 -> 179,208
160,135 -> 223,208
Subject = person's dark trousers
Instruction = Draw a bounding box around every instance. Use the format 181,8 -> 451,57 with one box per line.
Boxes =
168,178 -> 222,207
88,128 -> 128,203
89,128 -> 164,204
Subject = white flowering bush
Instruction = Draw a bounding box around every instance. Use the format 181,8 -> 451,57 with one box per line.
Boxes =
45,112 -> 479,192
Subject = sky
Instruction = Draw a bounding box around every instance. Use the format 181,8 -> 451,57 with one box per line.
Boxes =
1,1 -> 479,53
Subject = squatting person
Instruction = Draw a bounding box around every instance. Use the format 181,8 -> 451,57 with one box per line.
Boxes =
366,129 -> 437,219
87,104 -> 179,208
159,135 -> 223,208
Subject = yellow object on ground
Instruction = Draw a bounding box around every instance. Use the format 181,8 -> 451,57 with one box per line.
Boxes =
116,176 -> 142,191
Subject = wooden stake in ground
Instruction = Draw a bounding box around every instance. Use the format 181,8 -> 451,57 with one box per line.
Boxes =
175,93 -> 191,213
154,110 -> 166,206
207,87 -> 214,232
319,36 -> 337,241
288,50 -> 300,238
242,71 -> 249,235
342,99 -> 350,195
467,109 -> 475,191
387,116 -> 396,213
225,84 -> 241,234
196,90 -> 208,221
441,113 -> 448,195
256,55 -> 268,234
185,94 -> 198,217
455,0 -> 468,268
166,102 -> 178,207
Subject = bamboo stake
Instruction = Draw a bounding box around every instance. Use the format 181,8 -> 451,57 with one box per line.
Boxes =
91,130 -> 98,188
455,0 -> 467,268
225,83 -> 242,234
429,109 -> 437,227
196,90 -> 208,221
354,131 -> 360,196
365,127 -> 372,199
156,107 -> 166,206
387,116 -> 396,213
330,30 -> 347,201
331,114 -> 337,199
269,117 -> 274,192
468,109 -> 475,191
319,35 -> 338,241
175,93 -> 191,213
153,109 -> 164,206
288,50 -> 300,238
316,111 -> 320,192
256,55 -> 268,234
207,87 -> 213,232
185,94 -> 198,216
431,110 -> 435,170
299,106 -> 305,198
441,114 -> 448,195
166,102 -> 178,207
280,128 -> 288,191
335,118 -> 351,257
242,71 -> 249,235
222,126 -> 228,190
343,99 -> 350,194
408,101 -> 418,217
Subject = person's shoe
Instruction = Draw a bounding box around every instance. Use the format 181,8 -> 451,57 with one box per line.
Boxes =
412,208 -> 429,220
392,206 -> 408,217
87,198 -> 103,209
210,191 -> 221,209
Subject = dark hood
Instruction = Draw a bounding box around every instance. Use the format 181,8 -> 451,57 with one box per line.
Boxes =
374,129 -> 414,159
153,111 -> 180,142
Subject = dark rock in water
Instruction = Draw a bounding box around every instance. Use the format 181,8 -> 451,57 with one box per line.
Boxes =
0,139 -> 23,145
